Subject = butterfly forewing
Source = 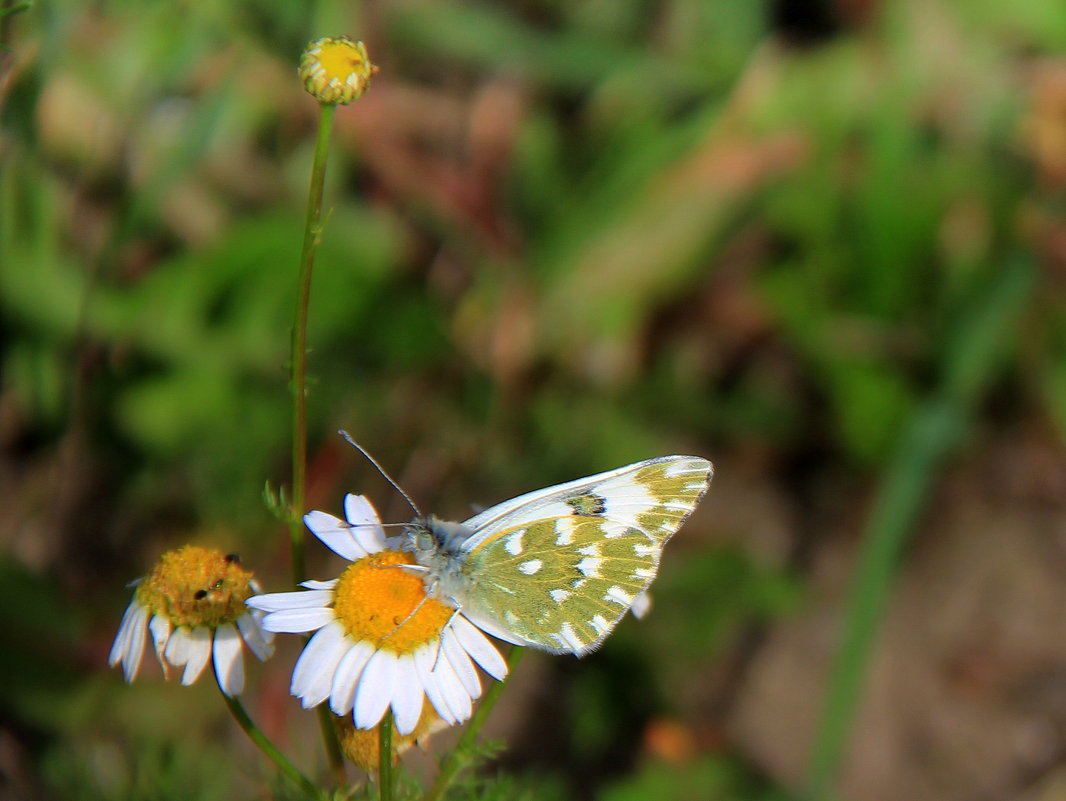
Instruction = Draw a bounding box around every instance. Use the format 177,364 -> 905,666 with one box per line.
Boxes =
454,455 -> 713,655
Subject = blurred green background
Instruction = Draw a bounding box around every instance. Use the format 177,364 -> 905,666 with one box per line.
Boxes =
3,0 -> 1066,799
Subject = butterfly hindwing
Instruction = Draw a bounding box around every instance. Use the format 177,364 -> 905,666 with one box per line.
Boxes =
451,455 -> 713,655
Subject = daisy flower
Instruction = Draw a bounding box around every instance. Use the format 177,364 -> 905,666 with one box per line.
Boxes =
246,495 -> 508,736
109,546 -> 275,696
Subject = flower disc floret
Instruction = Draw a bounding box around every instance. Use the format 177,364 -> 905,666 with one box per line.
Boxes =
333,551 -> 453,654
135,546 -> 254,629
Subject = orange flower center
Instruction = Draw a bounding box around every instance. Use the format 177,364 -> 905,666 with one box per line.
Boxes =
332,550 -> 453,654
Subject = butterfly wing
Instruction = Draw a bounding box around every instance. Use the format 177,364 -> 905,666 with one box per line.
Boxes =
453,456 -> 713,655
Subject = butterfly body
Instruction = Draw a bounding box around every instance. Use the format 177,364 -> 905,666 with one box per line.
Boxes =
403,455 -> 713,656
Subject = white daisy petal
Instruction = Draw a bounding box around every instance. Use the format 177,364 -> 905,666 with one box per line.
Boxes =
108,605 -> 138,674
431,650 -> 472,723
414,644 -> 456,725
452,607 -> 531,647
164,626 -> 192,666
236,613 -> 274,662
441,628 -> 481,700
354,649 -> 396,730
343,494 -> 386,552
304,511 -> 369,561
391,656 -> 423,736
124,603 -> 150,682
261,607 -> 335,633
329,641 -> 375,715
299,579 -> 338,590
451,615 -> 508,681
148,614 -> 173,674
247,590 -> 333,612
180,627 -> 213,685
213,623 -> 244,696
292,621 -> 350,707
108,601 -> 136,667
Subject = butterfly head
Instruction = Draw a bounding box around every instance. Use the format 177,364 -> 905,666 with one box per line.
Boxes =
404,515 -> 473,561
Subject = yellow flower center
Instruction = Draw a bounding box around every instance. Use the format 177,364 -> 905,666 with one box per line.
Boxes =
332,550 -> 453,654
135,545 -> 255,629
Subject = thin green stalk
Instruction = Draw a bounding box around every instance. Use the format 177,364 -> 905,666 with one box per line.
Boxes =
290,100 -> 336,588
425,647 -> 527,801
316,704 -> 347,789
221,689 -> 321,800
379,709 -> 394,801
289,100 -> 345,786
803,256 -> 1034,799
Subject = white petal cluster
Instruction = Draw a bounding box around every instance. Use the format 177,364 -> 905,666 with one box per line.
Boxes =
109,586 -> 274,697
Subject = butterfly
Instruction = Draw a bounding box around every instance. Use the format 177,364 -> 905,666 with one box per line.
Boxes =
402,455 -> 714,656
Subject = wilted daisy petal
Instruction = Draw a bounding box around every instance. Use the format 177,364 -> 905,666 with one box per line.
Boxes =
236,613 -> 274,662
213,623 -> 244,696
149,614 -> 172,669
109,601 -> 150,682
164,626 -> 191,667
109,546 -> 274,694
180,627 -> 213,685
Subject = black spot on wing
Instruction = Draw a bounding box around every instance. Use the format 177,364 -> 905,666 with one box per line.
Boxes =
566,492 -> 606,517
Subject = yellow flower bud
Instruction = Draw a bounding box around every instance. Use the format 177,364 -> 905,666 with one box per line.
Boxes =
299,36 -> 377,105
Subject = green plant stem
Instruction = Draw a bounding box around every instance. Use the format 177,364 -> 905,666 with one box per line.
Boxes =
289,100 -> 345,787
425,647 -> 527,801
220,689 -> 321,800
316,705 -> 347,789
379,709 -> 394,801
803,255 -> 1034,800
290,100 -> 336,588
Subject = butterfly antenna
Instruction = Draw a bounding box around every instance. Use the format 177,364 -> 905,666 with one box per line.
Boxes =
338,430 -> 423,517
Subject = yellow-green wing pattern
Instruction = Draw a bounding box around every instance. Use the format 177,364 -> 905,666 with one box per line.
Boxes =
454,456 -> 712,655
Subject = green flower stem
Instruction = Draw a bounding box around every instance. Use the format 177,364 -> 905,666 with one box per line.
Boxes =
290,100 -> 346,786
425,646 -> 527,801
379,709 -> 394,801
316,705 -> 348,789
220,689 -> 321,800
290,100 -> 336,588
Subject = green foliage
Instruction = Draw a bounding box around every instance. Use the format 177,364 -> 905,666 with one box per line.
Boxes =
3,0 -> 1065,798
